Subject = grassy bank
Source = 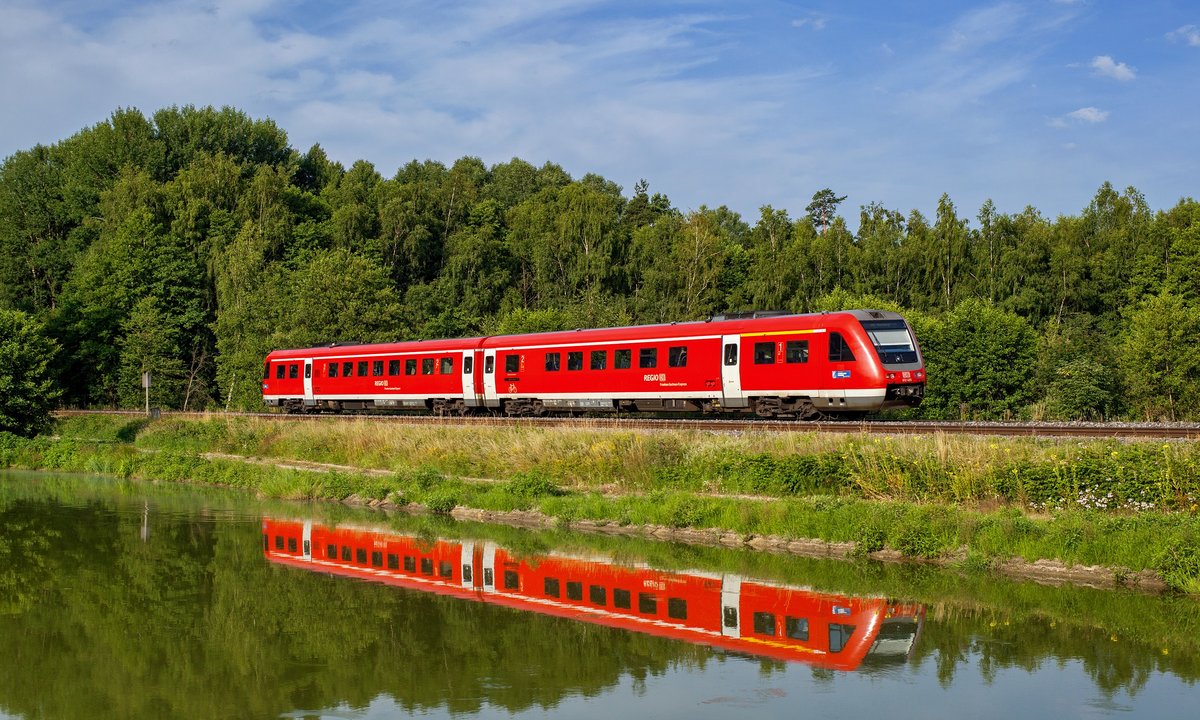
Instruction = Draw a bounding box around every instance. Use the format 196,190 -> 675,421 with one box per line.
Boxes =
4,414 -> 1200,592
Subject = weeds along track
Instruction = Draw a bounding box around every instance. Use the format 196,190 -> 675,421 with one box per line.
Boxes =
54,410 -> 1200,440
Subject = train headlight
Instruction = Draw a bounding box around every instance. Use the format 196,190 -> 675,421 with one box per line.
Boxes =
916,371 -> 924,380
886,373 -> 895,380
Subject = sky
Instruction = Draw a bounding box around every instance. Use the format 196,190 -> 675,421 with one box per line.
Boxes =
1,0 -> 1197,228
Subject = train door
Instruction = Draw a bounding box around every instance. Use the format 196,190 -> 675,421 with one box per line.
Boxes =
482,350 -> 498,407
481,543 -> 498,594
720,334 -> 747,408
303,360 -> 315,406
302,521 -> 312,561
460,542 -> 476,589
721,574 -> 742,638
461,350 -> 478,407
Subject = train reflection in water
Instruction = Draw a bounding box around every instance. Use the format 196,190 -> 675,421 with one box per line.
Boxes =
262,518 -> 924,671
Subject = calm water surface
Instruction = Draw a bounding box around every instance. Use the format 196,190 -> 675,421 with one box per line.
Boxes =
1,471 -> 1198,719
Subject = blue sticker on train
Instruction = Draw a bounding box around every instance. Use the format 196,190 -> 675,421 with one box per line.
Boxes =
832,370 -> 851,379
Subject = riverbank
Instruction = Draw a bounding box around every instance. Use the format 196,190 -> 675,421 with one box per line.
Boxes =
3,414 -> 1200,593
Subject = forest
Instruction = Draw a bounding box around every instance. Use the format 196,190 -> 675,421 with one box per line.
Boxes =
1,105 -> 1198,422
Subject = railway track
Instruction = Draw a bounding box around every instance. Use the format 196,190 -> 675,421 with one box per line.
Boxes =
54,409 -> 1200,440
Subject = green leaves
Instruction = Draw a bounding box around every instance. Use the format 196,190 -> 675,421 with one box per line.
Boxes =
0,310 -> 61,436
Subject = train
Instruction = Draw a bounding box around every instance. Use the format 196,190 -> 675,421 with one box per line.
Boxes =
262,518 -> 925,670
261,309 -> 924,419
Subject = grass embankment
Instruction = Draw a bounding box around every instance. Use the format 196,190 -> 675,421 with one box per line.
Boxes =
4,414 -> 1200,592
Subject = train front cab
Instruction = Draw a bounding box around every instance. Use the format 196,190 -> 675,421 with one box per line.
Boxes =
856,312 -> 925,409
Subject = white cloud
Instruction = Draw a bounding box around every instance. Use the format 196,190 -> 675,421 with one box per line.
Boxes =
1090,55 -> 1135,80
943,3 -> 1025,52
1166,24 -> 1200,46
792,16 -> 827,31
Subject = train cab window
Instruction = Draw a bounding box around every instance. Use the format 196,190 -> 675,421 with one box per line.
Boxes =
829,623 -> 857,653
371,551 -> 383,567
387,553 -> 399,570
464,356 -> 473,374
287,538 -> 297,553
328,362 -> 339,378
485,356 -> 495,374
567,352 -> 583,371
786,340 -> 809,364
341,546 -> 352,562
288,364 -> 299,379
786,616 -> 810,640
404,556 -> 416,572
439,561 -> 453,578
723,607 -> 738,628
388,360 -> 400,376
422,358 -> 434,375
668,346 -> 687,367
829,333 -> 856,362
274,536 -> 284,550
724,343 -> 738,365
590,350 -> 607,370
342,362 -> 354,377
304,364 -> 311,379
638,593 -> 657,614
504,570 -> 519,590
614,349 -> 632,369
356,548 -> 367,564
356,361 -> 368,377
440,357 -> 454,374
589,585 -> 606,605
544,577 -> 561,597
753,612 -> 776,636
263,364 -> 270,380
545,352 -> 561,372
406,359 -> 417,375
566,582 -> 584,601
614,588 -> 631,609
667,598 -> 688,620
275,364 -> 285,379
372,361 -> 384,377
505,354 -> 520,373
639,348 -> 657,368
420,558 -> 433,575
326,544 -> 337,559
753,342 -> 775,364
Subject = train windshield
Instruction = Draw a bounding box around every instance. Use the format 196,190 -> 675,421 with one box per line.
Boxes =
860,320 -> 919,365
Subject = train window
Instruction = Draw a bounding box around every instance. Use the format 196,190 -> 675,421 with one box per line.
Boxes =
406,359 -> 417,375
639,348 -> 657,368
589,585 -> 606,605
753,612 -> 776,636
356,361 -> 368,377
303,540 -> 310,556
504,570 -> 519,590
420,558 -> 433,575
288,364 -> 298,379
829,333 -> 856,362
786,340 -> 809,364
544,578 -> 561,598
388,360 -> 400,376
304,364 -> 311,379
274,536 -> 284,550
723,607 -> 738,628
545,352 -> 561,372
371,551 -> 383,567
861,319 -> 919,364
342,362 -> 354,377
288,538 -> 297,553
724,343 -> 738,365
567,352 -> 583,371
275,364 -> 285,379
590,350 -> 607,370
667,598 -> 688,620
464,356 -> 473,374
439,561 -> 453,578
566,582 -> 583,601
668,346 -> 687,367
484,568 -> 494,586
440,357 -> 454,374
829,623 -> 857,653
404,556 -> 416,572
263,364 -> 270,380
262,534 -> 269,551
462,564 -> 472,583
422,359 -> 434,375
356,548 -> 367,564
753,342 -> 775,364
328,362 -> 339,378
485,356 -> 494,374
372,361 -> 384,377
615,349 -> 632,369
327,544 -> 337,559
387,553 -> 399,570
786,616 -> 810,640
505,354 -> 520,373
638,593 -> 657,614
341,546 -> 352,562
614,588 -> 631,609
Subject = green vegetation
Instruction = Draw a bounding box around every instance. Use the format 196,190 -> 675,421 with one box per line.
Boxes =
0,310 -> 61,436
1,106 -> 1199,419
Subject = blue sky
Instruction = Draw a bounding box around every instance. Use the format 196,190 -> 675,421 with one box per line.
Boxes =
2,0 -> 1197,227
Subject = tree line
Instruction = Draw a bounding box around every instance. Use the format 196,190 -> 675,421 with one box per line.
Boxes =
1,105 -> 1198,431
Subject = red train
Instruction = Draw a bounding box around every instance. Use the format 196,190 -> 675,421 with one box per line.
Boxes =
262,518 -> 925,670
261,310 -> 924,418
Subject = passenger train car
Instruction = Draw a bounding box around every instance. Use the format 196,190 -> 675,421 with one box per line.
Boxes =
263,518 -> 925,670
261,310 -> 924,418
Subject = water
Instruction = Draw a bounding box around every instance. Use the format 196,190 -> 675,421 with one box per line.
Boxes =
1,471 -> 1198,719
